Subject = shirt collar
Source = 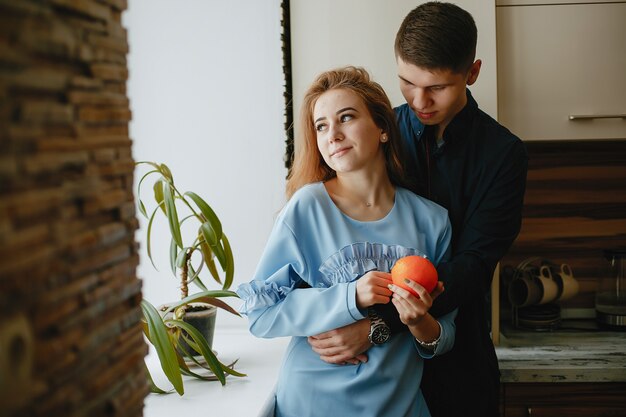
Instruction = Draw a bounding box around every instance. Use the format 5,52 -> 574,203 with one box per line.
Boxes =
406,89 -> 478,146
407,104 -> 425,140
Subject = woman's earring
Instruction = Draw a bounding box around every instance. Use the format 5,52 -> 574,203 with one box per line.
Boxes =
381,134 -> 388,143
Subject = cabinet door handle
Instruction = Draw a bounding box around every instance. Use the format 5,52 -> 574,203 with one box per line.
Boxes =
569,113 -> 626,120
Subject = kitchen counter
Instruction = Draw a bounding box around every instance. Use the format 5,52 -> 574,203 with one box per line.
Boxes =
495,321 -> 626,383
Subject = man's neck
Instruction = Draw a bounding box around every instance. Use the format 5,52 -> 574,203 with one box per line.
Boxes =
435,89 -> 469,139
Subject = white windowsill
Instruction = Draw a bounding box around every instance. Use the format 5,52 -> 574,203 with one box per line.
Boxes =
144,324 -> 289,417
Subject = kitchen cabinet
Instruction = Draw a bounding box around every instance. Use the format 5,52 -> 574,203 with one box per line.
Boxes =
496,0 -> 626,140
500,382 -> 626,417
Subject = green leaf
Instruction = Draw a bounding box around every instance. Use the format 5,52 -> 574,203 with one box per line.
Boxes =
176,335 -> 245,377
141,300 -> 184,395
136,161 -> 161,171
178,333 -> 202,358
180,356 -> 245,381
153,179 -> 166,215
175,247 -> 189,269
184,192 -> 222,238
144,362 -> 172,394
221,233 -> 234,290
200,222 -> 226,269
187,259 -> 208,291
159,163 -> 174,182
162,290 -> 240,316
221,359 -> 246,377
163,181 -> 183,249
190,296 -> 241,317
170,319 -> 226,385
191,276 -> 208,292
169,238 -> 177,277
141,318 -> 150,340
138,199 -> 148,219
176,344 -> 243,381
136,169 -> 159,218
146,206 -> 161,270
198,234 -> 222,285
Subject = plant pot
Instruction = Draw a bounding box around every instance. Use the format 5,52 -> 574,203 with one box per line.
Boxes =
161,303 -> 217,356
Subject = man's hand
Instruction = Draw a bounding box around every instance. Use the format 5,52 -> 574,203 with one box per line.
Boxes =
355,271 -> 393,309
308,319 -> 371,365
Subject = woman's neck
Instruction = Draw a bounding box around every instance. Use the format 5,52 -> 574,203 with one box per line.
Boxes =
324,171 -> 395,222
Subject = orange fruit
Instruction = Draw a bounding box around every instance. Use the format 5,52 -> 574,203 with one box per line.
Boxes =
391,255 -> 438,297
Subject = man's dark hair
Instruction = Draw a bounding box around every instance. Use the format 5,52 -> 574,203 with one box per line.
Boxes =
395,1 -> 477,73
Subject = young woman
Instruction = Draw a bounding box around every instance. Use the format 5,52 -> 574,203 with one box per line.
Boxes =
237,66 -> 456,417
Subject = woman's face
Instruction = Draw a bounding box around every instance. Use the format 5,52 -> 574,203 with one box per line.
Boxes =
313,88 -> 385,175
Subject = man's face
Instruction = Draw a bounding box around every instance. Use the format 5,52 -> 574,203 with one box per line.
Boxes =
397,57 -> 480,138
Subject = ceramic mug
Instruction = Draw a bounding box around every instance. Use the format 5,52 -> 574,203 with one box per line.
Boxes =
508,271 -> 543,307
508,267 -> 560,307
551,263 -> 580,302
537,265 -> 560,304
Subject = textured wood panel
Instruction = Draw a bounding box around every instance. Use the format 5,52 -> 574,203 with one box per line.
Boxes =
501,382 -> 626,417
0,0 -> 147,415
501,140 -> 626,309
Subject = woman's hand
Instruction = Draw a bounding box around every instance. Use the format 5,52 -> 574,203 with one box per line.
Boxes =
388,280 -> 444,327
308,319 -> 371,365
355,270 -> 393,309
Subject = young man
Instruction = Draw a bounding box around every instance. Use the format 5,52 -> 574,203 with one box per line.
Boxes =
307,3 -> 528,416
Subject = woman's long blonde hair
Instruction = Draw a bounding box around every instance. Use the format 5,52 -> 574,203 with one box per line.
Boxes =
286,66 -> 409,199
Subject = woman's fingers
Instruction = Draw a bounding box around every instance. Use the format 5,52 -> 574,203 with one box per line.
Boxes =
389,283 -> 430,326
430,281 -> 445,299
370,276 -> 393,294
388,280 -> 433,310
368,272 -> 393,292
389,279 -> 430,302
356,272 -> 394,308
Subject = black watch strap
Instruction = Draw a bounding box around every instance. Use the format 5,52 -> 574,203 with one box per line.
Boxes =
373,301 -> 407,334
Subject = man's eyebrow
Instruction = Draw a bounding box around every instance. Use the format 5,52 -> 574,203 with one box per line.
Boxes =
398,75 -> 451,89
314,107 -> 358,124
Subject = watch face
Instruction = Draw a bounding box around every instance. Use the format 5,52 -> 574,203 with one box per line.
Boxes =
371,325 -> 391,345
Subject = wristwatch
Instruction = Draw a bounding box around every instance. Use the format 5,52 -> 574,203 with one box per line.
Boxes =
367,308 -> 391,345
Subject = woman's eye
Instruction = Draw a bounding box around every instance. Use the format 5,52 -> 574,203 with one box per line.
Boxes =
315,123 -> 326,132
340,114 -> 353,122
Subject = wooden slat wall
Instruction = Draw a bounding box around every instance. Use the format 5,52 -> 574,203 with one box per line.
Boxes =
500,139 -> 626,309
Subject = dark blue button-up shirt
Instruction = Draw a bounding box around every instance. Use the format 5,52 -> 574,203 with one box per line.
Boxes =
377,89 -> 528,417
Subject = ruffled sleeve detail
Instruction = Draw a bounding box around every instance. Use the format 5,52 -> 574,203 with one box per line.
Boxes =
236,264 -> 301,314
317,242 -> 429,287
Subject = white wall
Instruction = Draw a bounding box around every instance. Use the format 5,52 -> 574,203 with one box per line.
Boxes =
290,0 -> 498,132
124,0 -> 287,328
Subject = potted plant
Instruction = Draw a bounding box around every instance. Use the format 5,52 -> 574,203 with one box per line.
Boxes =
136,161 -> 245,395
